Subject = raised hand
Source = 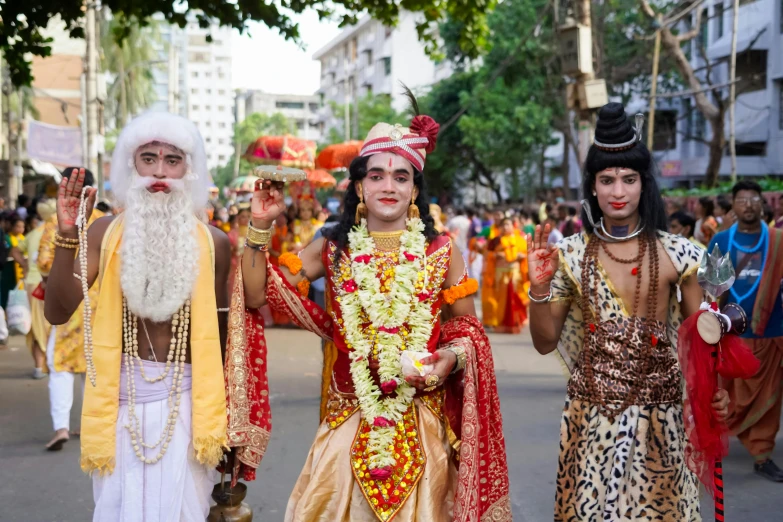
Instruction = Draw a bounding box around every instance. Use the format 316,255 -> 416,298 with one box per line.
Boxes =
57,168 -> 97,237
525,224 -> 560,295
250,179 -> 286,229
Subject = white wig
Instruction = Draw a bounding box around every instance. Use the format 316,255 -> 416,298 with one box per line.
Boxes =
110,111 -> 211,209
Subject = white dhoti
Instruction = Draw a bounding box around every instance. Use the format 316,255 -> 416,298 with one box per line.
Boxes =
47,327 -> 85,432
92,361 -> 216,522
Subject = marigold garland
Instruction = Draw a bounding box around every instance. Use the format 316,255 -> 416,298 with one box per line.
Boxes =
296,278 -> 310,297
442,278 -> 479,305
279,252 -> 302,275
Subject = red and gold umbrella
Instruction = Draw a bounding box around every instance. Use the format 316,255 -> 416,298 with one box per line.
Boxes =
315,141 -> 363,170
304,169 -> 337,189
243,135 -> 316,169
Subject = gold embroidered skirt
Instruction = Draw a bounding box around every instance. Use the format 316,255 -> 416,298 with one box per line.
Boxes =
285,399 -> 457,522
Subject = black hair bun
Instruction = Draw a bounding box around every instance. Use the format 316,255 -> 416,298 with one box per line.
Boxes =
595,102 -> 635,145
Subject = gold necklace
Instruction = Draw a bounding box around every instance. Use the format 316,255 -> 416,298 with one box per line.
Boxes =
369,230 -> 404,251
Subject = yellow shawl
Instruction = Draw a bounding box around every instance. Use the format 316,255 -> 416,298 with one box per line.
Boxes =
81,215 -> 228,474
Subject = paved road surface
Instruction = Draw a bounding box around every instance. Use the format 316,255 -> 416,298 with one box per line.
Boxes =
1,328 -> 781,521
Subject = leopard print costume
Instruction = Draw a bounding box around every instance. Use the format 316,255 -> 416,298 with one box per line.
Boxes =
550,231 -> 703,522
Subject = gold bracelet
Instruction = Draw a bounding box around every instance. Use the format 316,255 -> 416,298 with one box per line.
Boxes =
54,239 -> 79,250
55,233 -> 79,244
445,344 -> 467,374
246,225 -> 273,247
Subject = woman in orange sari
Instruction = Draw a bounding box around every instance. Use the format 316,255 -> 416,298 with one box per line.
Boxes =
488,217 -> 528,333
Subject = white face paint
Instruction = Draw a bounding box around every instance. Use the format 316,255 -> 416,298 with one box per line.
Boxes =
360,153 -> 416,224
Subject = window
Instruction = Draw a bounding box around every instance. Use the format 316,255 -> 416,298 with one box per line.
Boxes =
218,73 -> 225,79
192,105 -> 199,111
191,52 -> 209,63
205,105 -> 211,111
714,2 -> 724,40
205,121 -> 211,127
383,57 -> 391,76
219,122 -> 226,128
192,71 -> 199,78
276,101 -> 305,109
218,139 -> 225,145
736,50 -> 768,92
694,109 -> 706,139
385,26 -> 392,39
699,9 -> 709,49
735,142 -> 766,156
188,35 -> 208,46
205,72 -> 212,78
651,110 -> 677,151
309,103 -> 319,112
218,105 -> 225,112
218,89 -> 225,95
296,120 -> 305,130
191,88 -> 198,94
218,155 -> 226,162
205,137 -> 211,143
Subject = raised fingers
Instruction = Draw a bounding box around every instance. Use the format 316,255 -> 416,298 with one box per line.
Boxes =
64,169 -> 78,199
72,168 -> 85,197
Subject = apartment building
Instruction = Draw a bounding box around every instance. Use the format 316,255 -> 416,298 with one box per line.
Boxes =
241,91 -> 322,141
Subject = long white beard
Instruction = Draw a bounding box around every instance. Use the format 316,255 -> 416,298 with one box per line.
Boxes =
120,185 -> 199,322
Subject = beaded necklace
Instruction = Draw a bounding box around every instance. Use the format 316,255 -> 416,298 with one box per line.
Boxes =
727,223 -> 768,305
579,234 -> 660,421
122,298 -> 190,464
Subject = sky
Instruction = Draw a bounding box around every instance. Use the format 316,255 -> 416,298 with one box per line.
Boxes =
231,11 -> 342,95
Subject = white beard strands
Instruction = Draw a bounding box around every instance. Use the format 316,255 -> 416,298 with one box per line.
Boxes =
120,183 -> 199,322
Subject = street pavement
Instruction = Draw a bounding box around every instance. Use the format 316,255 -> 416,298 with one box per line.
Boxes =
1,327 -> 781,521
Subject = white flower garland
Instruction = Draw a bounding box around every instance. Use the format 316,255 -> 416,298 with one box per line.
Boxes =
338,218 -> 433,470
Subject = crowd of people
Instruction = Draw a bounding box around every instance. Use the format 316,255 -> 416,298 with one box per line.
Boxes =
1,99 -> 781,522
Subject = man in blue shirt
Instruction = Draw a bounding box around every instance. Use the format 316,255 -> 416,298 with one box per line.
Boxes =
708,180 -> 783,482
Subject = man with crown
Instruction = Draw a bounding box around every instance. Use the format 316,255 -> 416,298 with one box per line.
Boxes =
240,99 -> 510,521
43,112 -> 250,521
526,102 -> 730,520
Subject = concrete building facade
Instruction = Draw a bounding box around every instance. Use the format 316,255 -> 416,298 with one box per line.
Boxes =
312,12 -> 452,139
151,18 -> 235,169
241,91 -> 322,141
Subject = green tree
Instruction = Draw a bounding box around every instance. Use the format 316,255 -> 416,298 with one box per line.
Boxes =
325,94 -> 404,144
1,0 -> 493,87
102,15 -> 161,130
210,112 -> 296,191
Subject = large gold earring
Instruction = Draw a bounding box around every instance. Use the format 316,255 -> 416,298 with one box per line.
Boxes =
355,182 -> 368,224
407,189 -> 420,220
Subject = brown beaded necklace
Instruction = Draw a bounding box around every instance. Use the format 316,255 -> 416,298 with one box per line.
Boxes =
579,233 -> 661,421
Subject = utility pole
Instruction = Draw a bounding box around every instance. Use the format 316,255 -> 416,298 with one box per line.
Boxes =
85,0 -> 102,198
647,15 -> 663,151
728,0 -> 740,182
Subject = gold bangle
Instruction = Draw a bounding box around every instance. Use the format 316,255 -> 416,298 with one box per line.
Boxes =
54,239 -> 79,250
55,234 -> 79,244
246,225 -> 273,246
445,345 -> 467,374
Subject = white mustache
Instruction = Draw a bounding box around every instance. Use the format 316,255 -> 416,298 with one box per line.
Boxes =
130,176 -> 186,192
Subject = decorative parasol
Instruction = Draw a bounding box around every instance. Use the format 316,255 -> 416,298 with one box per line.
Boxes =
304,169 -> 336,189
243,135 -> 316,169
315,140 -> 363,170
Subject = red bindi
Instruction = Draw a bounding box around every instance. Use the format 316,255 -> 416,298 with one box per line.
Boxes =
388,158 -> 393,168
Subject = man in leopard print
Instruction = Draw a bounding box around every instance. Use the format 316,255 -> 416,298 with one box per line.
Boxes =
525,102 -> 730,521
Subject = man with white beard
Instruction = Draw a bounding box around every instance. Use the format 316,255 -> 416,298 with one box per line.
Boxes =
44,112 -> 231,521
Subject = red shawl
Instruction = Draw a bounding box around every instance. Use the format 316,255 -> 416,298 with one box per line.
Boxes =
264,260 -> 511,521
678,309 -> 759,494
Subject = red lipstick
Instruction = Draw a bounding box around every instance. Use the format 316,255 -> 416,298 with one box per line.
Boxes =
149,182 -> 169,193
609,202 -> 627,209
378,198 -> 398,204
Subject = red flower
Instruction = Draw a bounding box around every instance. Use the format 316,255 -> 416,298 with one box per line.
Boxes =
589,323 -> 596,333
403,251 -> 418,262
342,279 -> 358,293
631,267 -> 639,276
354,254 -> 372,264
369,466 -> 393,480
378,326 -> 400,334
410,115 -> 440,153
380,380 -> 398,394
373,416 -> 396,427
651,334 -> 658,347
417,291 -> 432,302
